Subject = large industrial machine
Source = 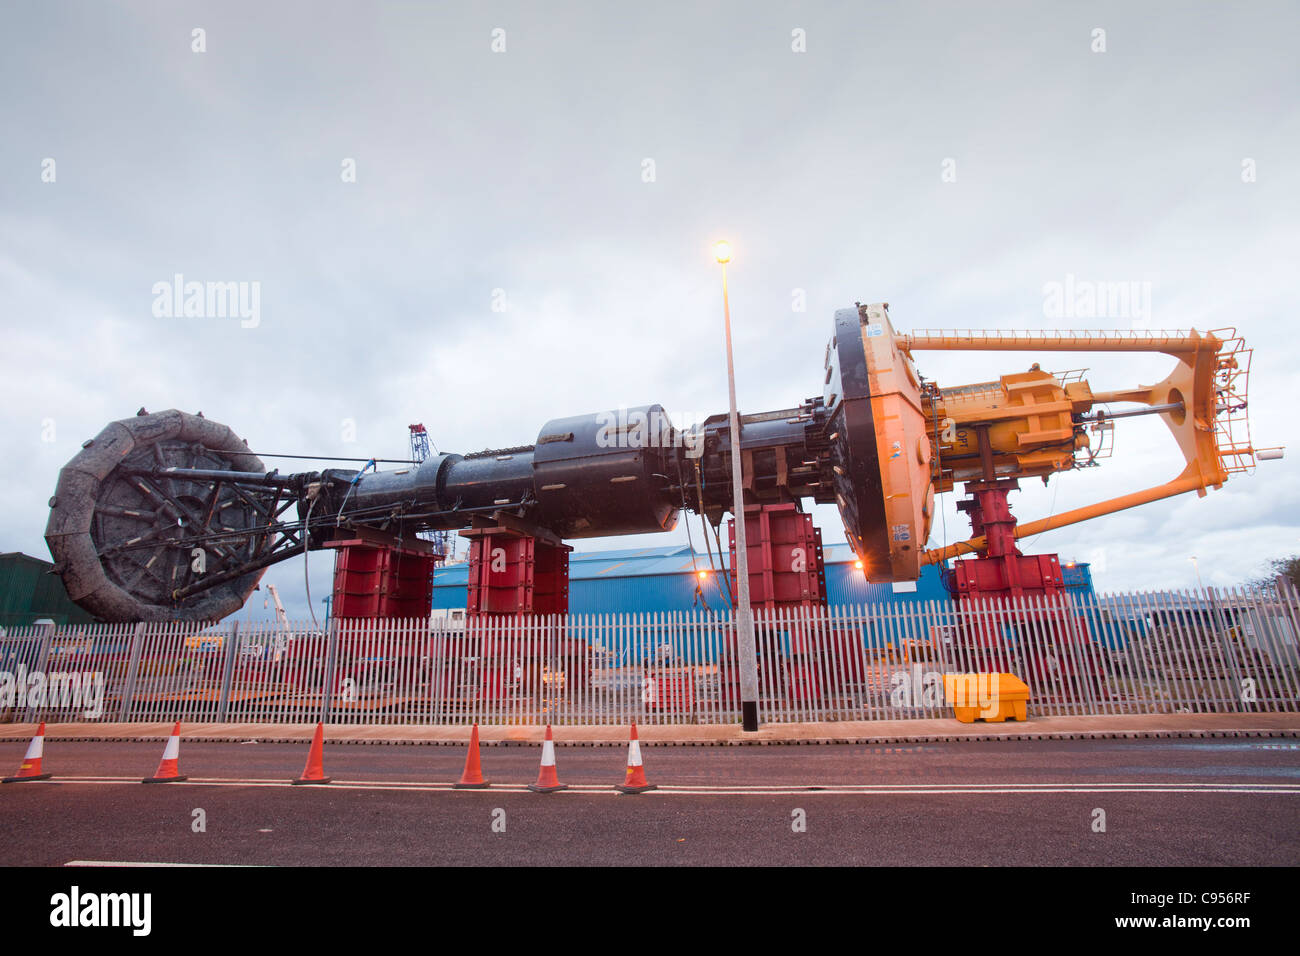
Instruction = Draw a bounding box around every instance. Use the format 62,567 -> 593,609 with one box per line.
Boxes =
45,303 -> 1268,626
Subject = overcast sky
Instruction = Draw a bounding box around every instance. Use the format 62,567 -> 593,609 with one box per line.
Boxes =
2,1 -> 1297,621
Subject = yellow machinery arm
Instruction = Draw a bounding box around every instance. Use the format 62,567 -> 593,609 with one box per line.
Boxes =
894,326 -> 1259,566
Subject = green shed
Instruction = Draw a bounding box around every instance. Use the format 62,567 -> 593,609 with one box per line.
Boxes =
0,551 -> 97,629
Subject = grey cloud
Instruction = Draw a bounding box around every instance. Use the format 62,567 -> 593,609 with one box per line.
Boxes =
2,1 -> 1297,619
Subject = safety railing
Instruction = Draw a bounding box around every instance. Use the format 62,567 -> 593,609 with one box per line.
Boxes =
902,328 -> 1211,348
2,582 -> 1296,725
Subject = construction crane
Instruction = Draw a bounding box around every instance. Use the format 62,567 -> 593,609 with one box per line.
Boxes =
44,304 -> 1280,621
408,423 -> 431,463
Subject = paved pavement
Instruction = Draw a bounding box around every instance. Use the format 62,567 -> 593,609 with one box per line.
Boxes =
3,711 -> 1298,745
3,737 -> 1296,866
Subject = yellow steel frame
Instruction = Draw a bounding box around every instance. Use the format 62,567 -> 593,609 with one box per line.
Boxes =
898,328 -> 1257,566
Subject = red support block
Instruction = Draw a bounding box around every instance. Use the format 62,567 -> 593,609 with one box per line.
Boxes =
460,527 -> 579,702
327,532 -> 439,619
727,503 -> 827,613
951,479 -> 1066,603
726,503 -> 832,701
463,529 -> 571,616
947,478 -> 1107,699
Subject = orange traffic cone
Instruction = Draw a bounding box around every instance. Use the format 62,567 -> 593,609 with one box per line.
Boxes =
291,722 -> 331,785
453,723 -> 490,789
527,724 -> 567,793
3,722 -> 53,783
143,721 -> 187,783
615,722 -> 656,794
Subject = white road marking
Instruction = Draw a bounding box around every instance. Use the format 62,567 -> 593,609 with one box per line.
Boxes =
24,775 -> 1300,797
64,860 -> 256,867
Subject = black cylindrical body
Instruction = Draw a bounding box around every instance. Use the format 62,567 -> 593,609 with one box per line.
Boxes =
334,405 -> 681,539
528,406 -> 680,537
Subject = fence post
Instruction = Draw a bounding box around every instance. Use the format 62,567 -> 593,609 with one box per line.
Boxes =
1206,587 -> 1246,712
22,622 -> 56,723
320,618 -> 339,724
117,622 -> 147,721
216,620 -> 240,723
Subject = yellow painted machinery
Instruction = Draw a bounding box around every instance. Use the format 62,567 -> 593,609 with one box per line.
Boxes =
830,304 -> 1265,593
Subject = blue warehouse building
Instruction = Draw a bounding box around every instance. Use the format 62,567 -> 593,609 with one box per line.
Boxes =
431,544 -> 1094,615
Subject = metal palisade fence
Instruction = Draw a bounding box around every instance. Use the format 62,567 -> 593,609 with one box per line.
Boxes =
1,583 -> 1297,725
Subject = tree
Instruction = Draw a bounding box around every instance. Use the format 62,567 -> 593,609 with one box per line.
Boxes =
1248,555 -> 1300,592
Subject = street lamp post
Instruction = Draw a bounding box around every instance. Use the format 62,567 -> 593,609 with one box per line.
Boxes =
1190,555 -> 1205,592
714,240 -> 760,732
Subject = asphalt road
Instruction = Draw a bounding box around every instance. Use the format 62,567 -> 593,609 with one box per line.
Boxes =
1,738 -> 1296,866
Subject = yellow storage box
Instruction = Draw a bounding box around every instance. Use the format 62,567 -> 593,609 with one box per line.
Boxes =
942,672 -> 1030,723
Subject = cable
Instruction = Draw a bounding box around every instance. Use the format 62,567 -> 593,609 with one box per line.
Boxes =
335,458 -> 377,524
691,457 -> 732,606
929,390 -> 949,562
708,516 -> 734,606
698,515 -> 729,610
303,496 -> 321,632
676,457 -> 714,613
1019,470 -> 1063,551
250,453 -> 418,464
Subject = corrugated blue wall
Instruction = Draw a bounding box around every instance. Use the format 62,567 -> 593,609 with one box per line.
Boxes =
429,547 -> 1052,614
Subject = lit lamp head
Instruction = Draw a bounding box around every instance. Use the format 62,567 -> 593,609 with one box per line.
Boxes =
713,240 -> 732,264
